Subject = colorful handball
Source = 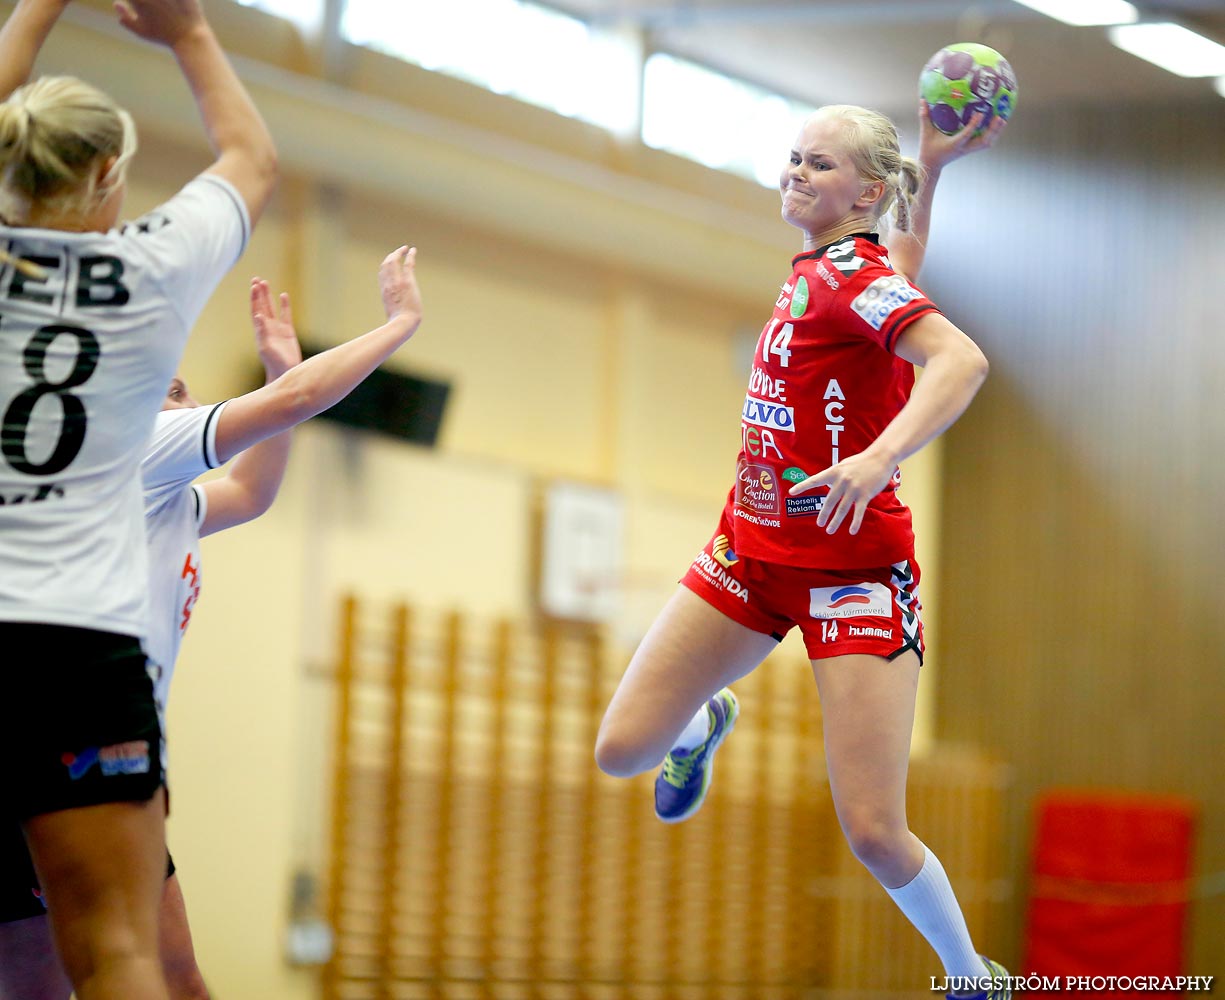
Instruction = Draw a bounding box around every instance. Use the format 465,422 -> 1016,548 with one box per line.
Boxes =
919,42 -> 1018,135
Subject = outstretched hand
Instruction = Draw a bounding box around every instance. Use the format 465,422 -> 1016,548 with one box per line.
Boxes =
787,450 -> 898,536
250,278 -> 303,381
114,0 -> 204,47
379,246 -> 423,332
917,99 -> 1006,173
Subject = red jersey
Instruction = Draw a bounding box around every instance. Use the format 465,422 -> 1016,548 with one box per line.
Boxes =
727,233 -> 940,569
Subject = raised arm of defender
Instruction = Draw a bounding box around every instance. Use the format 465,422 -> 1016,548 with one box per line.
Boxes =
199,247 -> 424,534
0,0 -> 70,100
116,0 -> 278,223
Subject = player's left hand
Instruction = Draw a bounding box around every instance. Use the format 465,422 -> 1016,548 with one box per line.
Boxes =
114,0 -> 206,47
378,245 -> 423,331
250,278 -> 303,381
788,450 -> 897,535
917,99 -> 1006,172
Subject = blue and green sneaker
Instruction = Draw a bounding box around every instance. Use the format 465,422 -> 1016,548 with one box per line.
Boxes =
653,688 -> 739,823
949,957 -> 1012,1000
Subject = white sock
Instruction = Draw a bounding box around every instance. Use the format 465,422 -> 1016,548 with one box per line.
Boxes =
884,845 -> 988,982
671,704 -> 713,753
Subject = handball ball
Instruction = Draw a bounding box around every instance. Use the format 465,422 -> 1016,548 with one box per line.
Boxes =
919,42 -> 1018,135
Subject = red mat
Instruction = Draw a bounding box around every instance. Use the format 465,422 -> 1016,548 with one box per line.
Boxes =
1023,791 -> 1197,997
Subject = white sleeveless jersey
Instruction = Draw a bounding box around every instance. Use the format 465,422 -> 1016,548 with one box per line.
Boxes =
141,402 -> 228,707
0,175 -> 249,640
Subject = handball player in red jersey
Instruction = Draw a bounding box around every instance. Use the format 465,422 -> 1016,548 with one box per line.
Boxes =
595,102 -> 1011,1000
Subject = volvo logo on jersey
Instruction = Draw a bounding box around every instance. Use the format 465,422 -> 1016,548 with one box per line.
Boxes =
736,460 -> 780,515
742,395 -> 795,431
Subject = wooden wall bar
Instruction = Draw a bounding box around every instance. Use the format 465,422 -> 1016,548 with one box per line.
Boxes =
323,599 -> 1009,998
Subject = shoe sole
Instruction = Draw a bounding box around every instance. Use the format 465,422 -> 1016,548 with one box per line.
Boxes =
656,690 -> 739,824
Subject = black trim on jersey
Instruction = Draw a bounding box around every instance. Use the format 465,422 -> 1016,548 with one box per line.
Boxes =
190,488 -> 201,521
58,246 -> 68,317
883,303 -> 940,353
201,403 -> 224,469
792,232 -> 880,267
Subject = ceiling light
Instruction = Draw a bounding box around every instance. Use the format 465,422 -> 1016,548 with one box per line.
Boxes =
1108,23 -> 1225,77
1011,0 -> 1138,26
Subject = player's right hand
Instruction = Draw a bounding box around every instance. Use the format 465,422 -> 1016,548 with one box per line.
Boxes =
917,99 -> 1006,171
379,246 -> 423,333
114,0 -> 205,47
250,278 -> 303,381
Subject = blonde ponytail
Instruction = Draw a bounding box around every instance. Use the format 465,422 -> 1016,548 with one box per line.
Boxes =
0,76 -> 136,227
891,156 -> 924,234
0,248 -> 49,279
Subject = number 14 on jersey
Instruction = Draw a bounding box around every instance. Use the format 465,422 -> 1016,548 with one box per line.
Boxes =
761,319 -> 793,368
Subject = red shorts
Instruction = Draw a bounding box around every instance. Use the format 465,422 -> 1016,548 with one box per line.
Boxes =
680,510 -> 924,662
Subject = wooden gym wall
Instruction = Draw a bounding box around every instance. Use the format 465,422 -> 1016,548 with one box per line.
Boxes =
322,597 -> 1009,998
927,101 -> 1225,966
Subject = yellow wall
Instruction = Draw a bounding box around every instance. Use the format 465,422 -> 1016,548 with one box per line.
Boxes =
23,5 -> 948,996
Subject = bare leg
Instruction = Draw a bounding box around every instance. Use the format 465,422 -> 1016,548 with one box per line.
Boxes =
0,915 -> 71,1000
811,650 -> 925,886
595,586 -> 779,777
0,869 -> 211,1000
24,794 -> 170,1000
159,875 -> 210,1000
814,650 -> 986,982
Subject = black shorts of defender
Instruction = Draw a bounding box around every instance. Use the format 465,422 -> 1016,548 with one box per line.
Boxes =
0,819 -> 177,924
0,819 -> 45,922
0,623 -> 164,823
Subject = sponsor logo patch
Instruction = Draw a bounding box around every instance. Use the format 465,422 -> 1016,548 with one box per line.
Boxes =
736,461 -> 781,514
62,741 -> 152,781
748,367 -> 787,401
785,494 -> 824,517
775,279 -> 793,310
742,396 -> 795,431
851,274 -> 923,331
694,550 -> 750,603
810,583 -> 892,619
822,622 -> 893,643
790,276 -> 809,318
732,507 -> 780,528
712,534 -> 739,568
847,625 -> 894,639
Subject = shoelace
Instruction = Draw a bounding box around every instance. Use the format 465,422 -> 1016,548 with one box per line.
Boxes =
660,746 -> 703,789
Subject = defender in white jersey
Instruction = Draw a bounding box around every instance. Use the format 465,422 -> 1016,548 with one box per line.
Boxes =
0,248 -> 424,999
0,1 -> 277,997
